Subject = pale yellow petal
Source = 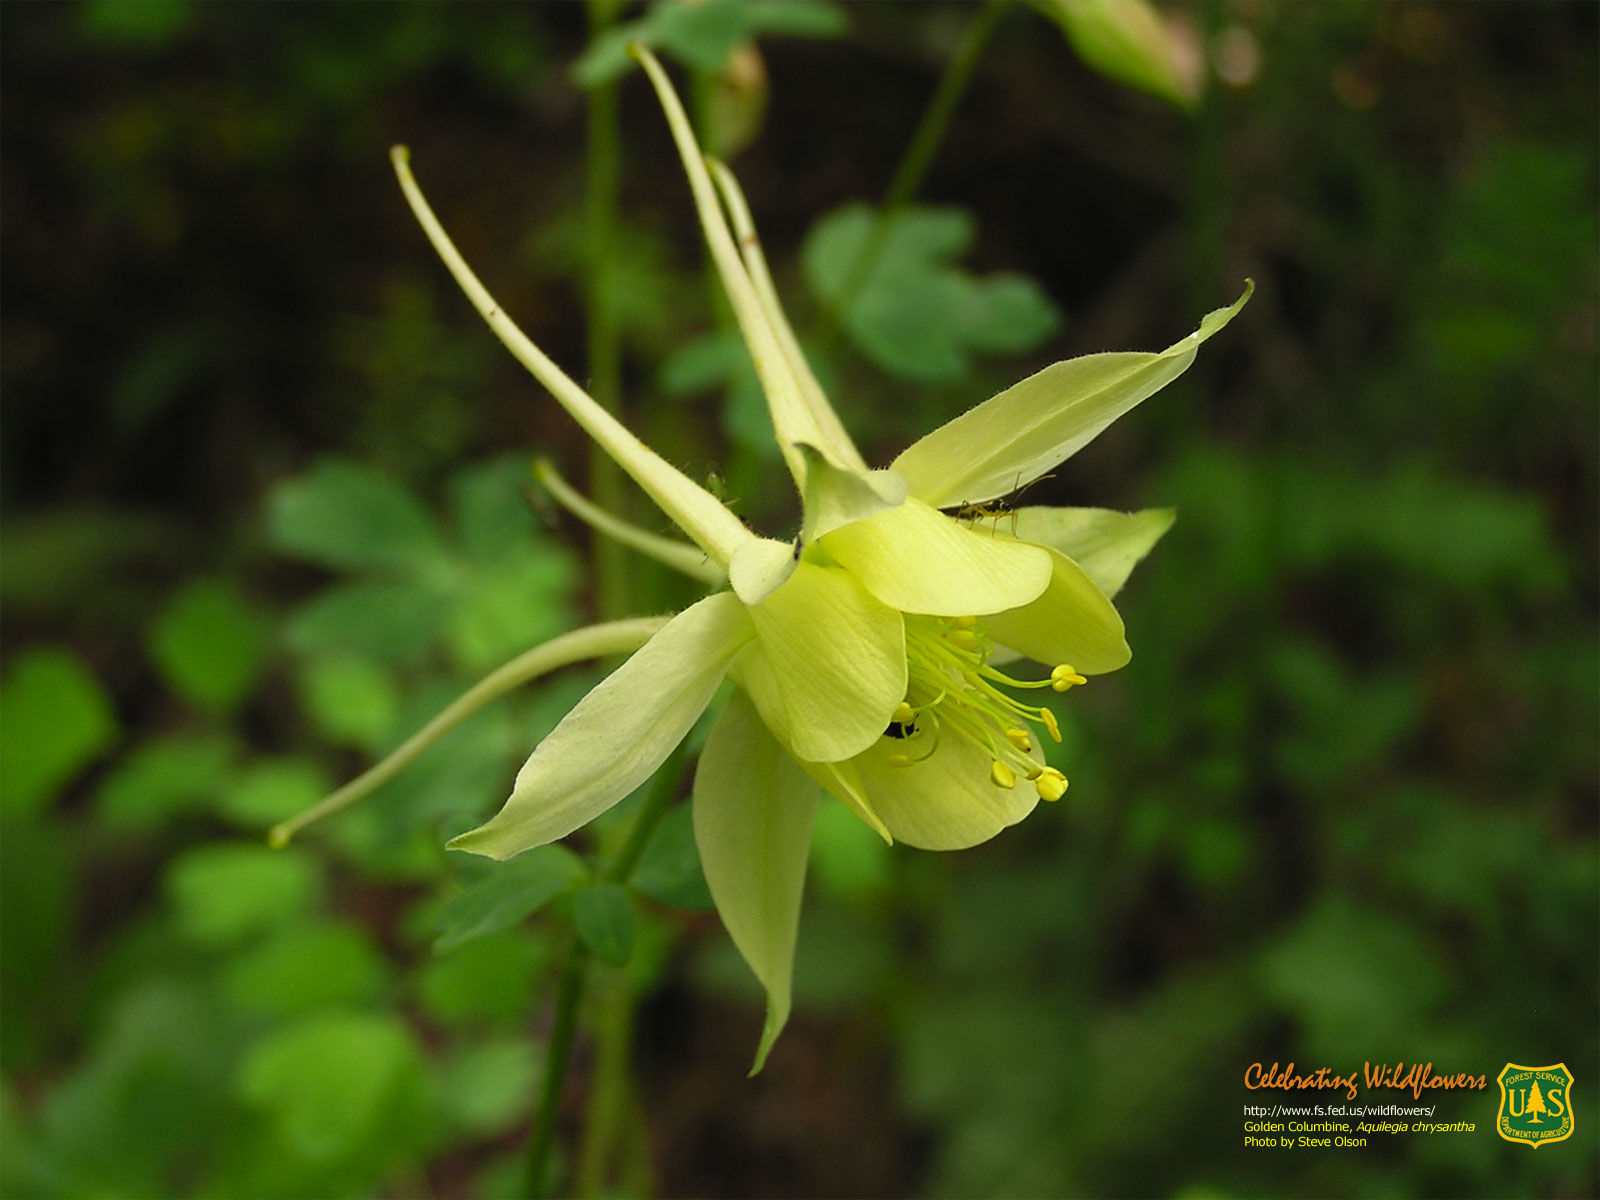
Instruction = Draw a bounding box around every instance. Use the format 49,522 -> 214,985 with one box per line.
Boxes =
707,159 -> 867,474
634,47 -> 831,490
1008,505 -> 1174,598
391,148 -> 751,567
797,757 -> 892,845
851,727 -> 1038,851
449,592 -> 751,860
797,443 -> 907,544
891,283 -> 1253,508
820,498 -> 1052,617
693,690 -> 818,1075
729,536 -> 799,606
732,562 -> 906,763
982,546 -> 1130,675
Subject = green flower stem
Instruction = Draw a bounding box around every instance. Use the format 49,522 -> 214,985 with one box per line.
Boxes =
818,0 -> 1011,346
574,977 -> 637,1199
526,737 -> 690,1198
525,940 -> 589,1198
587,0 -> 629,622
266,618 -> 664,849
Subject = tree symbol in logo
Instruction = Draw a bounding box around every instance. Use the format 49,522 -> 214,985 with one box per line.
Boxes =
1525,1080 -> 1548,1124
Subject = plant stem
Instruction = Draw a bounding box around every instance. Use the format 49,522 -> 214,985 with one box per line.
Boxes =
525,942 -> 589,1198
572,738 -> 690,1194
523,739 -> 690,1198
817,0 -> 1010,347
572,974 -> 637,1198
586,0 -> 629,622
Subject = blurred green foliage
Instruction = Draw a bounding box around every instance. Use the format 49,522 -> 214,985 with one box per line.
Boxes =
2,1 -> 1594,1198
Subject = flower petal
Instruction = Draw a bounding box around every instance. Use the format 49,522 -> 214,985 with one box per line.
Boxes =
448,592 -> 752,860
693,690 -> 818,1075
891,283 -> 1253,508
820,498 -> 1052,617
634,47 -> 846,491
798,443 -> 907,544
707,160 -> 867,475
1008,505 -> 1174,598
982,546 -> 1130,675
733,562 -> 906,762
391,148 -> 752,568
798,757 -> 892,844
851,728 -> 1038,850
729,537 -> 799,606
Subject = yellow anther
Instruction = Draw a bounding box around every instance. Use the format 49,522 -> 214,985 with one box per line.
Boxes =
892,701 -> 916,725
1005,727 -> 1032,752
989,761 -> 1017,789
953,615 -> 977,630
947,629 -> 981,651
1039,707 -> 1061,743
1025,767 -> 1043,781
1051,664 -> 1088,692
885,753 -> 913,768
1034,768 -> 1068,802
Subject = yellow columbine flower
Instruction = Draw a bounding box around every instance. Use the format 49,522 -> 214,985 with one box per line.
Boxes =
388,45 -> 1248,1071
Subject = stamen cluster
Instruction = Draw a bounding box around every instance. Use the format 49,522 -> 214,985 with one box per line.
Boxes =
884,615 -> 1084,802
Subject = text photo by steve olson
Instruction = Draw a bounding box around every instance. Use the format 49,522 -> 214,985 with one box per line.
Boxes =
1,2 -> 1595,1198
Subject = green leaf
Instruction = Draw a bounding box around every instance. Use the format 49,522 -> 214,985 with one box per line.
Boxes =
958,274 -> 1064,355
574,0 -> 847,87
659,330 -> 748,397
165,842 -> 320,947
631,805 -> 714,910
418,929 -> 551,1028
1258,898 -> 1448,1057
1031,0 -> 1199,109
434,846 -> 587,953
573,883 -> 636,966
285,579 -> 453,666
96,733 -> 233,828
440,1038 -> 540,1137
223,921 -> 391,1017
802,203 -> 1062,382
450,456 -> 537,568
34,981 -> 231,1196
219,756 -> 333,830
0,819 -> 74,1071
79,0 -> 192,47
268,459 -> 448,574
445,549 -> 579,672
295,654 -> 398,750
148,578 -> 270,714
0,647 -> 118,819
808,798 -> 891,902
660,333 -> 781,458
651,0 -> 751,71
236,1012 -> 429,1168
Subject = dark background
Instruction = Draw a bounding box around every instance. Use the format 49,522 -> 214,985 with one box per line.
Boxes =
3,2 -> 1596,1197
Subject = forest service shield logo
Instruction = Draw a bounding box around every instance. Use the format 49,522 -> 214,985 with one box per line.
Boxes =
1497,1063 -> 1574,1148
